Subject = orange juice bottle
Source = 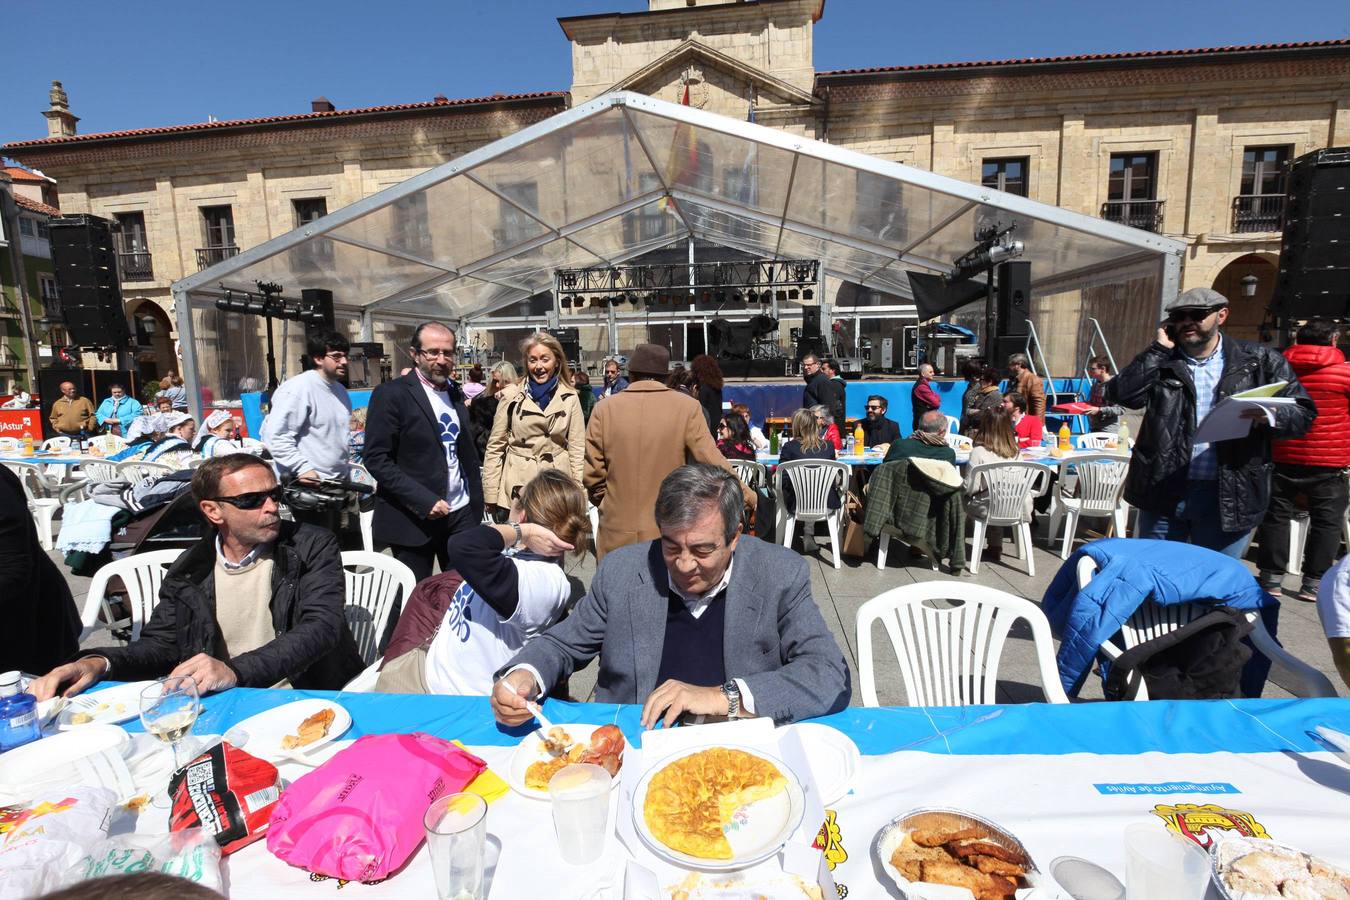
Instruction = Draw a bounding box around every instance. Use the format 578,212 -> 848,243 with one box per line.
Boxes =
21,431 -> 34,456
853,422 -> 865,452
1057,420 -> 1071,453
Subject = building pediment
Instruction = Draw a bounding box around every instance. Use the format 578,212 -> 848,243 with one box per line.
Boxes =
611,40 -> 820,111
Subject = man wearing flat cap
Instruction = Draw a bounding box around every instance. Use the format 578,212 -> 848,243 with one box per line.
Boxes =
1108,287 -> 1315,556
584,343 -> 755,559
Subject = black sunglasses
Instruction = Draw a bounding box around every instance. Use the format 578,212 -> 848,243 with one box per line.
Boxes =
209,487 -> 284,510
1167,306 -> 1222,323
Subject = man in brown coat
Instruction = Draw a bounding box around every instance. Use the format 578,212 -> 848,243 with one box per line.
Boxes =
1008,353 -> 1046,420
49,381 -> 96,437
584,344 -> 754,559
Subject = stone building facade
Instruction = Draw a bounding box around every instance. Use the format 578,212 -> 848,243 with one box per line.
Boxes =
5,0 -> 1348,376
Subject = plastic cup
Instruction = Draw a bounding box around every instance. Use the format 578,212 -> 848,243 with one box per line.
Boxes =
424,792 -> 487,900
1123,823 -> 1210,900
548,763 -> 611,865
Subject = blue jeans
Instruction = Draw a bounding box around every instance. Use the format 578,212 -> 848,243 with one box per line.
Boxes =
1135,480 -> 1253,559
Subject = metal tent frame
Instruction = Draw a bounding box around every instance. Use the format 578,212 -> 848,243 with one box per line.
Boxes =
172,90 -> 1185,413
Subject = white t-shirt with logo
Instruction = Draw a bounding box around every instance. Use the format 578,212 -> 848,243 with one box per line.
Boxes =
424,553 -> 570,695
419,379 -> 470,512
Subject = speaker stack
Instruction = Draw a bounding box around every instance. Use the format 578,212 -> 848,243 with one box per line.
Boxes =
795,306 -> 825,361
545,326 -> 580,366
1275,147 -> 1350,320
993,260 -> 1032,363
48,214 -> 132,348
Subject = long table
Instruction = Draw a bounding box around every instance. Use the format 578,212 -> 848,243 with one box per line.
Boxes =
109,687 -> 1350,899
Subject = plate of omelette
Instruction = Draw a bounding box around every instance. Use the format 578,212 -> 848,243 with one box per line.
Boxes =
633,745 -> 805,870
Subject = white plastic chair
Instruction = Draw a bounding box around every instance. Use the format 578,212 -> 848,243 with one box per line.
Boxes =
943,415 -> 960,435
116,460 -> 174,484
39,436 -> 72,453
774,459 -> 850,570
81,550 -> 183,643
965,460 -> 1050,575
341,551 -> 416,666
3,461 -> 61,550
856,581 -> 1070,707
348,464 -> 377,553
87,434 -> 127,456
729,459 -> 767,491
1074,432 -> 1133,450
944,433 -> 973,453
1048,453 -> 1130,558
1076,557 -> 1336,699
342,661 -> 382,693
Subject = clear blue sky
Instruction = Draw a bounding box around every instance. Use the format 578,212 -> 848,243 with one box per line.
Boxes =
3,0 -> 1347,148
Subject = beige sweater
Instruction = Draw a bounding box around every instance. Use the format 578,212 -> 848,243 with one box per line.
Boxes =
213,550 -> 276,660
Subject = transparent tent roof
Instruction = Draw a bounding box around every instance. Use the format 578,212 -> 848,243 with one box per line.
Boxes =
174,90 -> 1185,325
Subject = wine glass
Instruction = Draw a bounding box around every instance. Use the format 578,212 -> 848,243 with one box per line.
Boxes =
139,676 -> 200,771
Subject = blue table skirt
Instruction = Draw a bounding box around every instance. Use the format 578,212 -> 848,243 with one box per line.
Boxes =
129,684 -> 1350,760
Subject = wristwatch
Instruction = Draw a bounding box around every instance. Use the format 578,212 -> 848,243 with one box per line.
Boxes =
722,680 -> 741,718
510,522 -> 524,550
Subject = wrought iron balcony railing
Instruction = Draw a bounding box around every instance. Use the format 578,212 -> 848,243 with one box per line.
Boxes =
1231,194 -> 1286,234
1100,199 -> 1165,232
118,250 -> 154,281
195,245 -> 239,271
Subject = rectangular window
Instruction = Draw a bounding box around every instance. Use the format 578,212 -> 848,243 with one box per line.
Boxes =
200,205 -> 236,248
39,274 -> 60,300
1240,146 -> 1291,197
35,220 -> 49,239
114,212 -> 149,251
18,218 -> 34,236
497,182 -> 539,247
981,157 -> 1029,197
1108,153 -> 1156,201
623,172 -> 668,245
293,197 -> 328,227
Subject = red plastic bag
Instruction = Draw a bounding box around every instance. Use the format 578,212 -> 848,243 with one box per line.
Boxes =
169,741 -> 281,855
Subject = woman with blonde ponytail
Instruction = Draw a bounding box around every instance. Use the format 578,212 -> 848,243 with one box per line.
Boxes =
377,469 -> 591,694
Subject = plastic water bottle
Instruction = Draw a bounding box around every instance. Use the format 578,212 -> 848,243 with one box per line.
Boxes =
845,434 -> 855,456
1117,419 -> 1131,452
0,671 -> 41,752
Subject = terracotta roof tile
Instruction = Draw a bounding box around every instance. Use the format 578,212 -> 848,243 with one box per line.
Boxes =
3,166 -> 51,183
2,90 -> 568,150
816,38 -> 1350,78
13,194 -> 60,217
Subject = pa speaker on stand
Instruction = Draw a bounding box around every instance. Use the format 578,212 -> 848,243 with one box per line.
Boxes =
1273,147 -> 1350,322
48,215 -> 132,349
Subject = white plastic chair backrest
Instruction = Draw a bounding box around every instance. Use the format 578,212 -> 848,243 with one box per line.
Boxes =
729,459 -> 766,491
3,461 -> 52,502
1075,432 -> 1133,450
84,550 -> 183,640
967,461 -> 1048,525
117,460 -> 173,484
340,551 -> 416,665
1075,557 -> 1204,651
945,433 -> 973,453
40,437 -> 72,452
856,581 -> 1068,706
775,459 -> 848,519
88,434 -> 127,455
76,458 -> 123,484
1060,453 -> 1128,515
943,415 -> 960,434
0,437 -> 19,453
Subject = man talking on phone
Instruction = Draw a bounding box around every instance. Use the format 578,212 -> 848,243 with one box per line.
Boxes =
1108,287 -> 1314,556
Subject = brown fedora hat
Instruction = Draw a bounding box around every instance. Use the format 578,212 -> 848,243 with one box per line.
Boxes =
627,343 -> 671,377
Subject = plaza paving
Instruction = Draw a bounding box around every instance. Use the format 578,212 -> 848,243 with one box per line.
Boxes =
57,519 -> 1344,706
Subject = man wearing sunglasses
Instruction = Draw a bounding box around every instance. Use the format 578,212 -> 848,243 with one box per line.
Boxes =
260,330 -> 353,485
29,454 -> 364,701
1108,287 -> 1314,557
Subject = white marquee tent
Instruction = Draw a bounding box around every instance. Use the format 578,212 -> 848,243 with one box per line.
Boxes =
173,90 -> 1185,410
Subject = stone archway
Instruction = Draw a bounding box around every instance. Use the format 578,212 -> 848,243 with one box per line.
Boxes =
126,299 -> 175,390
1212,253 -> 1279,344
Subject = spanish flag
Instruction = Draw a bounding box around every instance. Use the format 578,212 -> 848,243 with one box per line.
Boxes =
659,84 -> 700,214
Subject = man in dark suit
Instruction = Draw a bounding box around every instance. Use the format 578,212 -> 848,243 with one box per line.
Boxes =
1,465 -> 79,674
363,322 -> 484,582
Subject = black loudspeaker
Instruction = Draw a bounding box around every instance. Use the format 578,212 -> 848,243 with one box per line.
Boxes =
801,306 -> 821,339
300,289 -> 336,333
545,327 -> 580,366
49,215 -> 131,347
996,261 -> 1031,336
1275,147 -> 1350,319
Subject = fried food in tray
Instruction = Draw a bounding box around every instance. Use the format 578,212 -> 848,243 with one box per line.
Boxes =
642,747 -> 788,860
524,724 -> 626,791
1213,835 -> 1350,899
281,707 -> 335,750
875,809 -> 1036,900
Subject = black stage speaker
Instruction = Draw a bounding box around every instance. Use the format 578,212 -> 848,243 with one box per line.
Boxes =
1275,147 -> 1350,319
996,261 -> 1031,337
545,326 -> 580,366
300,289 -> 336,334
49,215 -> 132,347
801,306 -> 821,340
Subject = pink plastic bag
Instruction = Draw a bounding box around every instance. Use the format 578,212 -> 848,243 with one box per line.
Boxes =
266,732 -> 486,882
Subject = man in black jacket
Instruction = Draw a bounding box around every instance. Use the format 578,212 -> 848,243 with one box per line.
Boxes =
1108,287 -> 1315,556
801,353 -> 844,430
363,322 -> 484,582
30,454 -> 363,699
0,465 -> 80,674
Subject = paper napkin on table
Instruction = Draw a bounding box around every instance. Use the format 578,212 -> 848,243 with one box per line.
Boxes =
451,740 -> 510,803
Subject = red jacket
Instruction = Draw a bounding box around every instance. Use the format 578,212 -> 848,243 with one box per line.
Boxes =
1013,413 -> 1043,449
1274,344 -> 1350,467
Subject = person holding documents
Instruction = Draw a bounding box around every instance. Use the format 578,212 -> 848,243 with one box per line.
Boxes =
1108,287 -> 1314,557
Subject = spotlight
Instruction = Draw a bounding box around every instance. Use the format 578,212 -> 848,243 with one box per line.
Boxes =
776,290 -> 787,303
802,288 -> 813,301
788,289 -> 799,300
560,296 -> 572,309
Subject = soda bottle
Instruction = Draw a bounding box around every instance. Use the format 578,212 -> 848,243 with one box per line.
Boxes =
1058,420 -> 1072,453
853,421 -> 865,452
79,427 -> 88,453
21,431 -> 34,456
769,424 -> 779,455
1117,419 -> 1131,452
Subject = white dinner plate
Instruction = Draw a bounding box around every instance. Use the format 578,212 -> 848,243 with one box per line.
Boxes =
786,722 -> 860,805
632,744 -> 806,872
506,723 -> 625,799
0,724 -> 131,806
57,681 -> 157,730
230,699 -> 351,762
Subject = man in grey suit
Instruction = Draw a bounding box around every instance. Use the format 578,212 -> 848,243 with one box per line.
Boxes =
492,464 -> 850,728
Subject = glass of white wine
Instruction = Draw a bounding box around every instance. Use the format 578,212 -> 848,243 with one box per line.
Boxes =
139,676 -> 200,771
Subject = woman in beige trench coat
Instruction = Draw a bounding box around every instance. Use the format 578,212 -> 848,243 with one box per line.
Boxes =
481,331 -> 586,513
